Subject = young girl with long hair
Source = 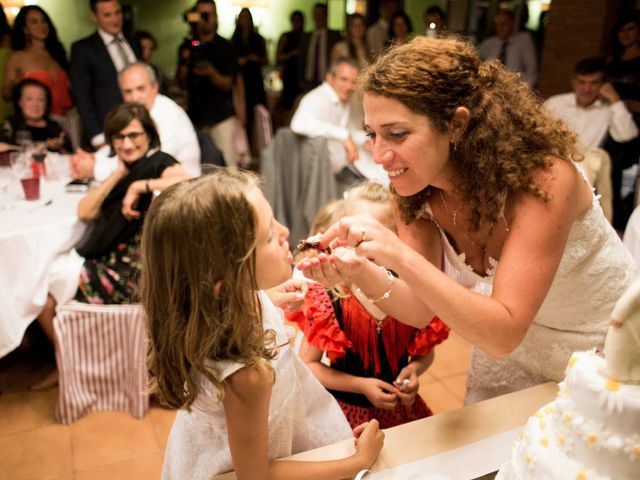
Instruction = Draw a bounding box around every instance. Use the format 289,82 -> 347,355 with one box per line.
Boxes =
141,169 -> 384,479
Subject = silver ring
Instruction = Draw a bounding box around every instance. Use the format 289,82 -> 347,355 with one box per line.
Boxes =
360,228 -> 367,244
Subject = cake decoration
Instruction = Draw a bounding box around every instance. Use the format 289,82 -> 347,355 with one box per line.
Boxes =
496,279 -> 640,479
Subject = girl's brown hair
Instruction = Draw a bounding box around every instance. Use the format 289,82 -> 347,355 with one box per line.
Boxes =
140,169 -> 275,410
360,35 -> 579,231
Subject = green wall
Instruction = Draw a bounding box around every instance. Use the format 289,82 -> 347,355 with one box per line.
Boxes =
32,0 -> 349,77
30,0 -> 450,76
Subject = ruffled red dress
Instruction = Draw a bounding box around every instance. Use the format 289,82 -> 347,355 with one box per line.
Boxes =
286,282 -> 450,429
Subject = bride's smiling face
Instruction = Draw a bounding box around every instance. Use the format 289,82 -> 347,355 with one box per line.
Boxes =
363,93 -> 457,196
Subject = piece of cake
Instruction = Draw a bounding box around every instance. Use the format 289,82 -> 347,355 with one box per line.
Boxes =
296,234 -> 332,258
497,279 -> 640,480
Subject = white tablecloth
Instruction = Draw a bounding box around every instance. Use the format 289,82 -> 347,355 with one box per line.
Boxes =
0,178 -> 86,357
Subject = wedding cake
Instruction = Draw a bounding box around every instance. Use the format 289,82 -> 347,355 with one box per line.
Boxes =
497,280 -> 640,480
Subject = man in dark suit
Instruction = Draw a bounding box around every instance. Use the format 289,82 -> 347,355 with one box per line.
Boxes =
70,0 -> 141,149
298,3 -> 342,94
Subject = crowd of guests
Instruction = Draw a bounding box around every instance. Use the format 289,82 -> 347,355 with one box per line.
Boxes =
0,0 -> 638,476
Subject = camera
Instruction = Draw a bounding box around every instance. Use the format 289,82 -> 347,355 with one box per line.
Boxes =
182,7 -> 210,27
180,39 -> 210,70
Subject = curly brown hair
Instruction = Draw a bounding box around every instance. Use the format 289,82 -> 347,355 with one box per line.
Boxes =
360,35 -> 579,231
140,169 -> 276,410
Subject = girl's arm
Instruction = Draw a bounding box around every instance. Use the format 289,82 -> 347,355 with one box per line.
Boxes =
310,158 -> 592,359
298,337 -> 399,410
224,361 -> 384,480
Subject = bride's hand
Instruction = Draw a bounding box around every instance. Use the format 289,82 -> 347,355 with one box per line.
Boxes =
319,214 -> 411,272
297,247 -> 370,287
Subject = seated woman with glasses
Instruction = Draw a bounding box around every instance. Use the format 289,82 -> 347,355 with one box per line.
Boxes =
30,103 -> 189,389
73,103 -> 190,304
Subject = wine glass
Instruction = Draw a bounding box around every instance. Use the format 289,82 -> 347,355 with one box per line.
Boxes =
0,166 -> 15,210
15,130 -> 32,149
9,151 -> 30,179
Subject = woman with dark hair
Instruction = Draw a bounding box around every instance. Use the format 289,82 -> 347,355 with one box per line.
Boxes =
30,103 -> 189,389
331,13 -> 370,69
298,36 -> 635,404
605,11 -> 640,229
386,11 -> 413,47
231,7 -> 267,153
276,10 -> 304,111
0,78 -> 69,151
2,5 -> 72,117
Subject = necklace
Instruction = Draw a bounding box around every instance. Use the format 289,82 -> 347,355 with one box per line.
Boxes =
439,189 -> 459,226
439,189 -> 488,253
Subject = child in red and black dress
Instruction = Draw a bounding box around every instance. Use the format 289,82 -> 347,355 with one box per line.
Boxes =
287,183 -> 449,429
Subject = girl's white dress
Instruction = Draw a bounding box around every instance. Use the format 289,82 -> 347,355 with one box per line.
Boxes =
419,188 -> 636,405
162,291 -> 353,479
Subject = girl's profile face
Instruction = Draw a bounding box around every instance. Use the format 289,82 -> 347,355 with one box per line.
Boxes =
247,187 -> 293,290
363,93 -> 455,197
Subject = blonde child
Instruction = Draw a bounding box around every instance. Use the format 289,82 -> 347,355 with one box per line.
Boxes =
288,183 -> 449,429
140,170 -> 384,479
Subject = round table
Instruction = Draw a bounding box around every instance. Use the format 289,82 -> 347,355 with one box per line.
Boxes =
0,178 -> 86,357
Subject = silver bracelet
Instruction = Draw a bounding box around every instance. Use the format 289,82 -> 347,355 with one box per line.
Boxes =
355,265 -> 395,303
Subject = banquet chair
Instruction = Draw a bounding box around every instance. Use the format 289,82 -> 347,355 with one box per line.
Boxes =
53,302 -> 149,424
260,127 -> 338,245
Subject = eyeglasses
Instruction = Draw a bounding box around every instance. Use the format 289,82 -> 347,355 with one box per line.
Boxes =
112,131 -> 146,143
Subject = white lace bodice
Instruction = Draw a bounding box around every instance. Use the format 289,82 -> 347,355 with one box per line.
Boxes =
161,292 -> 352,479
418,191 -> 636,404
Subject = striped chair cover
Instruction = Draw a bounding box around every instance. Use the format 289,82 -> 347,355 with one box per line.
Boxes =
53,302 -> 149,424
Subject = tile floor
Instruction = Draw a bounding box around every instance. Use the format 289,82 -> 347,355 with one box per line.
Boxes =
0,331 -> 470,480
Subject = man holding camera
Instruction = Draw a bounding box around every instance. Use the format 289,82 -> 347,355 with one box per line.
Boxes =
177,0 -> 237,167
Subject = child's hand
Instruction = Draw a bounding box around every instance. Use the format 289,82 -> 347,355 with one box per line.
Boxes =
360,378 -> 398,410
264,279 -> 308,311
352,419 -> 385,468
393,369 -> 420,406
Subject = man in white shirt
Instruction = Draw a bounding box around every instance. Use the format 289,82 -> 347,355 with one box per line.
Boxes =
291,57 -> 387,192
366,0 -> 400,57
478,8 -> 537,88
544,58 -> 638,151
72,62 -> 201,180
70,0 -> 141,149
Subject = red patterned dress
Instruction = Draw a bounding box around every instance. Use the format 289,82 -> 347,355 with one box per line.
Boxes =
286,282 -> 450,429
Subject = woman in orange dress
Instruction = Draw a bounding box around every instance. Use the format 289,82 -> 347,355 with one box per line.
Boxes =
2,6 -> 71,117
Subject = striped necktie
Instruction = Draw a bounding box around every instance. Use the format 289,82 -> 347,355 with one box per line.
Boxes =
113,36 -> 131,70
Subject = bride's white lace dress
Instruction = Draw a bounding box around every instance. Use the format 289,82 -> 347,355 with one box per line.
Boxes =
418,191 -> 636,404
